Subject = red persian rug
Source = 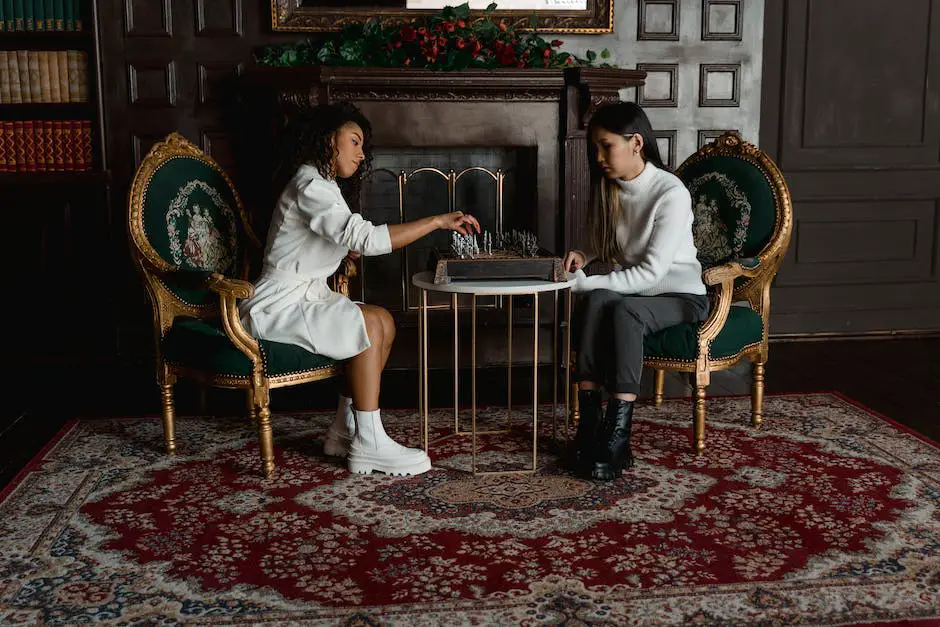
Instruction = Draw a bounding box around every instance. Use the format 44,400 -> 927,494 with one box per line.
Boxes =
1,393 -> 938,625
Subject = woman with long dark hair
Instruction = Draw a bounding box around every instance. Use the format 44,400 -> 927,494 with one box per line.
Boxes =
240,102 -> 479,477
563,102 -> 709,480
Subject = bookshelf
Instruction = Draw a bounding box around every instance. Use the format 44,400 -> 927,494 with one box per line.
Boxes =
0,0 -> 106,176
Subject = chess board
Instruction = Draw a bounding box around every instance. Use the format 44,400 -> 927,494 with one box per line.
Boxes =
429,248 -> 566,285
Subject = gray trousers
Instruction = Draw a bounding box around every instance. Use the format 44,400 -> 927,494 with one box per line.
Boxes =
573,289 -> 710,394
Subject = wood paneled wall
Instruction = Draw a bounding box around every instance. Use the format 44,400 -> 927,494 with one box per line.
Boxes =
761,0 -> 940,335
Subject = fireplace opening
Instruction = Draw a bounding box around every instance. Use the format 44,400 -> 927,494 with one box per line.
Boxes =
357,146 -> 539,313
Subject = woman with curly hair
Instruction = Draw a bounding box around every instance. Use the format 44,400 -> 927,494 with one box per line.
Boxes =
240,102 -> 479,477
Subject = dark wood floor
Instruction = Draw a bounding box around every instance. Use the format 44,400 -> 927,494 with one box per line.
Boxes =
2,336 -> 938,489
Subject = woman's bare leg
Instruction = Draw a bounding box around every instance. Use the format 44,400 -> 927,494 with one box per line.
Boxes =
346,304 -> 393,411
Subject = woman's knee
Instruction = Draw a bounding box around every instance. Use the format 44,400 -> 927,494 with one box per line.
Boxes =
359,305 -> 386,344
378,307 -> 396,343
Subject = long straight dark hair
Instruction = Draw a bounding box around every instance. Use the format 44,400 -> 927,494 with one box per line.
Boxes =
586,102 -> 670,262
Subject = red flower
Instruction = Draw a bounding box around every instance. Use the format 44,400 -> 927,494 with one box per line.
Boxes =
404,57 -> 411,66
417,26 -> 428,36
551,39 -> 563,47
438,36 -> 447,47
471,40 -> 482,54
543,48 -> 551,58
457,19 -> 466,28
444,21 -> 456,32
517,60 -> 526,68
499,21 -> 507,32
456,38 -> 467,49
400,25 -> 417,42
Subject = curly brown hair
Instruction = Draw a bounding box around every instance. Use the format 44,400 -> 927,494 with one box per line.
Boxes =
276,101 -> 374,201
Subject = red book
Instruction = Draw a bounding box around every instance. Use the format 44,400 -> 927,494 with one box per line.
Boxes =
0,122 -> 9,172
13,121 -> 26,172
62,120 -> 75,171
34,120 -> 47,171
43,121 -> 56,170
52,120 -> 65,171
80,120 -> 92,170
22,120 -> 37,172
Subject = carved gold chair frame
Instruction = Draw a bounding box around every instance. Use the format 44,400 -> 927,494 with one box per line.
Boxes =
570,132 -> 793,452
128,133 -> 355,477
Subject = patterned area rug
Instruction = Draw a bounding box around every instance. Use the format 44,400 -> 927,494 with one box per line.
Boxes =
1,393 -> 939,625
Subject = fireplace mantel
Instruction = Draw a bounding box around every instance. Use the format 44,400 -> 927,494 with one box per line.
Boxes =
238,65 -> 645,325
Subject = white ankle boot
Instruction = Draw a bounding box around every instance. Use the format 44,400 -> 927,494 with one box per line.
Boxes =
348,408 -> 432,476
323,395 -> 356,457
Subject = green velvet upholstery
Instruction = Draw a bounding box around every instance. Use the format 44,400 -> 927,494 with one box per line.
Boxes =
163,318 -> 337,378
143,156 -> 242,305
644,305 -> 763,361
680,156 -> 776,270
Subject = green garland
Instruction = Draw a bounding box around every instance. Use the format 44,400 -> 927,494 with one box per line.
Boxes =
258,3 -> 612,70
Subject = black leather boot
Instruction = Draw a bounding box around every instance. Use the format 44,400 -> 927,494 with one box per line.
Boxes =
591,398 -> 635,481
568,389 -> 602,474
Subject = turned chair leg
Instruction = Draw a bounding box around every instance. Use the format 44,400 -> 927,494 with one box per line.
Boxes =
751,361 -> 765,427
653,369 -> 665,406
247,388 -> 257,423
160,378 -> 177,456
693,384 -> 707,454
256,402 -> 276,479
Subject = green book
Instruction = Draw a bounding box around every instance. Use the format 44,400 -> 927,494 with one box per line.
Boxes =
13,0 -> 23,31
34,0 -> 45,31
43,0 -> 52,30
2,0 -> 11,32
0,1 -> 5,33
72,0 -> 80,30
52,0 -> 61,30
62,0 -> 71,31
22,0 -> 32,31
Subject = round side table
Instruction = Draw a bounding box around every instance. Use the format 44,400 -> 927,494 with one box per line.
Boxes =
412,270 -> 575,475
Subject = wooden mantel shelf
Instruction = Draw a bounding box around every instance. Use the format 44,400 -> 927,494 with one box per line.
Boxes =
243,65 -> 645,107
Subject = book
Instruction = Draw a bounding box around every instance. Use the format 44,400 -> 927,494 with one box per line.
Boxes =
12,0 -> 23,32
13,121 -> 25,171
27,51 -> 42,103
15,50 -> 30,103
44,0 -> 53,30
51,120 -> 64,170
81,119 -> 91,169
43,120 -> 55,169
38,51 -> 52,102
0,51 -> 10,104
77,51 -> 88,101
7,49 -> 22,103
67,50 -> 81,102
52,0 -> 62,31
35,117 -> 46,171
73,0 -> 80,30
34,0 -> 44,31
63,0 -> 71,31
0,0 -> 5,33
56,50 -> 69,102
1,122 -> 13,171
22,120 -> 36,171
47,47 -> 61,101
22,0 -> 31,31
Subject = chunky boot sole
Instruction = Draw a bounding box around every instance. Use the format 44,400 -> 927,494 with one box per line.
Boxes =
323,435 -> 351,458
590,454 -> 634,481
348,453 -> 432,476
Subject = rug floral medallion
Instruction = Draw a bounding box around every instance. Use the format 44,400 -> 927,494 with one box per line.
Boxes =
1,393 -> 938,625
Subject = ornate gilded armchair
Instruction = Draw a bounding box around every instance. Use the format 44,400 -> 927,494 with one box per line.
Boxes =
571,132 -> 792,453
128,133 -> 355,478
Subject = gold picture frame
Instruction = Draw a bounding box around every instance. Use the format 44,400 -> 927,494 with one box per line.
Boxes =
270,1 -> 614,34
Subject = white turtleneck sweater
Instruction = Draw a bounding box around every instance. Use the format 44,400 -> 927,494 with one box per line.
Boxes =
571,162 -> 706,296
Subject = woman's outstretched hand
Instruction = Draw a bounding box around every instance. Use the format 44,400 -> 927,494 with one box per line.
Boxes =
563,249 -> 586,272
437,211 -> 481,236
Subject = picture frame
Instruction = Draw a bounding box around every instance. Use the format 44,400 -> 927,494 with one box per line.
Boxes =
270,0 -> 615,34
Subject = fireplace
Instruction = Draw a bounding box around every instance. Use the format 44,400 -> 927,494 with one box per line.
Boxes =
238,66 -> 644,367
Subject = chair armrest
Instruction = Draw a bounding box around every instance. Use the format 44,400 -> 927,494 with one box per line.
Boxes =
206,274 -> 255,300
331,257 -> 358,298
702,257 -> 762,286
207,273 -> 261,367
